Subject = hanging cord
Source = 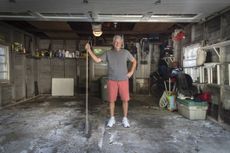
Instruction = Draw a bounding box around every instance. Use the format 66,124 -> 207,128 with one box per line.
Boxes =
85,37 -> 92,136
140,38 -> 149,60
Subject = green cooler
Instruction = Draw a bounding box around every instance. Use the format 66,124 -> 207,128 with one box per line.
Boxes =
101,76 -> 108,102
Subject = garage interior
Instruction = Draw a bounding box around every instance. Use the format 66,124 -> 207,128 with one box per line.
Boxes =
1,0 -> 230,153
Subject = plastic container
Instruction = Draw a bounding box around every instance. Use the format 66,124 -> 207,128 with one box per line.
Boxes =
177,98 -> 208,120
100,76 -> 108,102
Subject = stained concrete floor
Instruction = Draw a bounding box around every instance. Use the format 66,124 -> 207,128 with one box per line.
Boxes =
0,95 -> 230,153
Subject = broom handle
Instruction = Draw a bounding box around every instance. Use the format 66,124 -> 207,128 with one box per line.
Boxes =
85,40 -> 91,135
169,78 -> 171,93
164,81 -> 168,92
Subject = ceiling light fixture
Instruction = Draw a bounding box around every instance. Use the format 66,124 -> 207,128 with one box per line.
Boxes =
92,23 -> 103,37
93,31 -> 103,37
114,22 -> 117,28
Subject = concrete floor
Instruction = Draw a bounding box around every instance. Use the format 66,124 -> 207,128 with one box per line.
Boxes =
0,95 -> 230,153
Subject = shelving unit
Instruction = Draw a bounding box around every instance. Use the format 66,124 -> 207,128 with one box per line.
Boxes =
201,40 -> 230,85
185,63 -> 221,85
184,40 -> 230,86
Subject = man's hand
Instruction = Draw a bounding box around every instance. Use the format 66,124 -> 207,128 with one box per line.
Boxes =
85,43 -> 91,52
84,43 -> 102,63
127,71 -> 134,78
127,58 -> 137,78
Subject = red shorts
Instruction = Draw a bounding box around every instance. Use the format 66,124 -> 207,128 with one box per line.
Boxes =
107,80 -> 130,102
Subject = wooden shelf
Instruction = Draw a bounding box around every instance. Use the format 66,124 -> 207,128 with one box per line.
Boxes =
201,40 -> 230,50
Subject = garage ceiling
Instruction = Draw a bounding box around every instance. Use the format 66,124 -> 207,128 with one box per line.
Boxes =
1,0 -> 230,39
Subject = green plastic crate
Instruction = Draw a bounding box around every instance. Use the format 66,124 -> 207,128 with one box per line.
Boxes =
176,98 -> 208,107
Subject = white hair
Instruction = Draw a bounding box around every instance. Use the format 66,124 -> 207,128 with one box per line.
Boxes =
113,35 -> 124,43
112,35 -> 124,49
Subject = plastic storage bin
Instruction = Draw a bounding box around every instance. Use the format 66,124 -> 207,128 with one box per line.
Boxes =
177,98 -> 208,120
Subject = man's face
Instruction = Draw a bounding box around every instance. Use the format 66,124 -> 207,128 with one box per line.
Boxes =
113,38 -> 123,51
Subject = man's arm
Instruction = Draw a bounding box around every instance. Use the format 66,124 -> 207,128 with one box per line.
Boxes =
85,43 -> 102,63
127,58 -> 137,78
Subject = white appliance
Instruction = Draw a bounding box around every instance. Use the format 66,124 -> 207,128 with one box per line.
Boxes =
52,78 -> 74,96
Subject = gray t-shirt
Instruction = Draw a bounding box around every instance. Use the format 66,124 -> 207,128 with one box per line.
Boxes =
100,49 -> 134,80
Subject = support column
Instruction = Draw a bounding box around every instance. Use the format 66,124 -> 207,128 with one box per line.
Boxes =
219,47 -> 225,123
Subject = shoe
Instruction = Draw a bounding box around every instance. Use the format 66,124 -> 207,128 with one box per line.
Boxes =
122,117 -> 130,128
107,117 -> 115,127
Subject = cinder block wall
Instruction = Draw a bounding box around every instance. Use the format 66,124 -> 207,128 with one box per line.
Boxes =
0,23 -> 82,107
0,23 -> 37,106
37,58 -> 77,94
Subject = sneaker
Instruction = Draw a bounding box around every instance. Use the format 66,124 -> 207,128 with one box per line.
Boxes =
122,117 -> 130,128
107,117 -> 115,127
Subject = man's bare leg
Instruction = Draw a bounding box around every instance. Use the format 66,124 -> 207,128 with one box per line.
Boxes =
110,102 -> 115,117
122,101 -> 130,127
122,101 -> 128,117
107,101 -> 116,127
